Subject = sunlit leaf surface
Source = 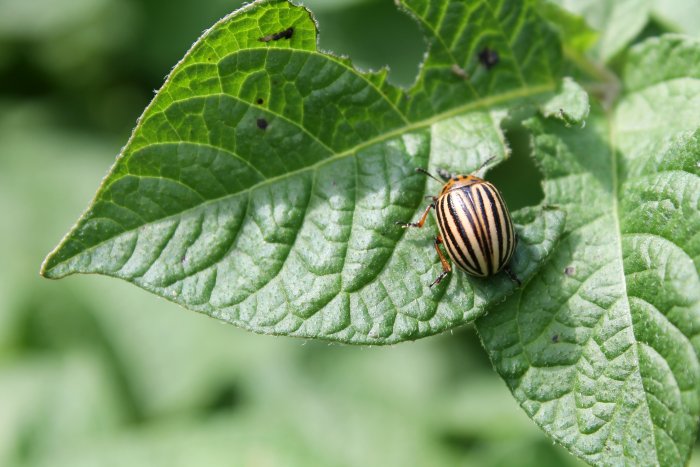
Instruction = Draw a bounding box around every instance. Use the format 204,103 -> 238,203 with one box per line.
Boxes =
42,0 -> 564,344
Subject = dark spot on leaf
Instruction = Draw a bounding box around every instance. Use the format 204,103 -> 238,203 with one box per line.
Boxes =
259,27 -> 294,43
478,47 -> 499,69
256,98 -> 264,105
637,438 -> 641,444
551,334 -> 559,343
564,266 -> 575,276
256,118 -> 268,130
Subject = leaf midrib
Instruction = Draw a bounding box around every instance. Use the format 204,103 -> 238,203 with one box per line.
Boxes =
604,106 -> 663,462
608,91 -> 700,462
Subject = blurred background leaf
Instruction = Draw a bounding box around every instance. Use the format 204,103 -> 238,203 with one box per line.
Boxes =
547,0 -> 652,62
650,0 -> 700,37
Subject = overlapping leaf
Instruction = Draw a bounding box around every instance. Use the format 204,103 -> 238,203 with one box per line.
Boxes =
477,35 -> 700,465
41,0 -> 565,344
548,0 -> 651,62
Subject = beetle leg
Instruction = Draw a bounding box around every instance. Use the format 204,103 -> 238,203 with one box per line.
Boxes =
504,265 -> 521,286
396,202 -> 434,228
430,235 -> 452,288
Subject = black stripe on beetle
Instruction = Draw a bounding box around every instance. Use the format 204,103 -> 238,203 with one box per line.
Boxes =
440,194 -> 479,273
449,190 -> 489,275
469,188 -> 494,274
481,186 -> 504,264
396,162 -> 518,287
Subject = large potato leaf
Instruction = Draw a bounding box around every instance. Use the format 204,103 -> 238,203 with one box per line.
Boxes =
41,0 -> 565,344
477,34 -> 700,465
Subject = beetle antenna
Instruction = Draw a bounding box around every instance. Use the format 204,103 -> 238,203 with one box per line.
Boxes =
415,167 -> 442,183
474,156 -> 497,174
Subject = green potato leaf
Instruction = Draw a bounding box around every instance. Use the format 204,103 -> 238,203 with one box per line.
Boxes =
651,0 -> 700,38
41,0 -> 565,344
477,34 -> 700,465
549,0 -> 652,62
537,1 -> 599,56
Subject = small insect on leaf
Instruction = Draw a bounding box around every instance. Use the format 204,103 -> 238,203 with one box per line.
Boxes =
397,162 -> 518,288
256,118 -> 268,130
259,27 -> 294,42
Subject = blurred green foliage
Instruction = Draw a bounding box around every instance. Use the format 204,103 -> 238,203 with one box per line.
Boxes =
1,0 -> 692,465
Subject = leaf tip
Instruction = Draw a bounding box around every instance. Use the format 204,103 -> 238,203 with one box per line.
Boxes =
39,242 -> 72,280
39,253 -> 58,279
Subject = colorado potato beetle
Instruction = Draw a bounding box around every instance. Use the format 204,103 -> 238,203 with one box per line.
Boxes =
397,160 -> 519,287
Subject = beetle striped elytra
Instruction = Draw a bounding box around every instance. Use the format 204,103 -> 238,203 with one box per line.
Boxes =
397,159 -> 519,287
